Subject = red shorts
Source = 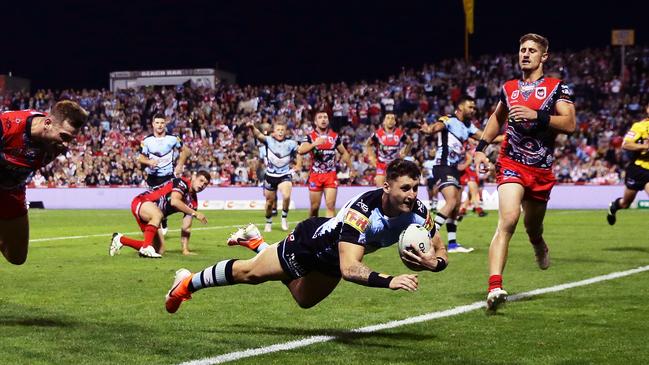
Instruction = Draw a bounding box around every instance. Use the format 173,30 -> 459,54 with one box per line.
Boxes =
308,171 -> 338,192
495,158 -> 556,202
0,188 -> 28,220
376,162 -> 387,176
460,168 -> 479,186
130,197 -> 149,231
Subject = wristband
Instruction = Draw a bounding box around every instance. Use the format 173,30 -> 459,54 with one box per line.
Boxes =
536,110 -> 550,130
475,139 -> 488,153
432,257 -> 447,272
368,271 -> 393,288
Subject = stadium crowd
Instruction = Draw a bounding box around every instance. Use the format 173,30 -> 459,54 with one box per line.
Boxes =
5,45 -> 649,188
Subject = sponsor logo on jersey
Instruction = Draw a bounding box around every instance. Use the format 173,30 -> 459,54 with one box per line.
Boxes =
625,131 -> 637,139
344,208 -> 369,232
511,90 -> 520,99
502,169 -> 520,178
423,213 -> 434,232
356,199 -> 369,213
416,200 -> 425,214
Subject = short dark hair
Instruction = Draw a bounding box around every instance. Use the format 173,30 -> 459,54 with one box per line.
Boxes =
152,113 -> 166,121
456,95 -> 475,108
520,33 -> 549,53
196,170 -> 211,183
386,159 -> 420,182
51,100 -> 88,129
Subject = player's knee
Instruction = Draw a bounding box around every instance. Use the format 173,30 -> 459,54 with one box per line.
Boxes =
525,225 -> 543,238
5,252 -> 27,265
235,266 -> 264,284
499,212 -> 519,231
295,298 -> 317,309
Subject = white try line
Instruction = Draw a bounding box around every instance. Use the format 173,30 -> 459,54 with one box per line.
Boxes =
29,221 -> 301,243
179,264 -> 649,365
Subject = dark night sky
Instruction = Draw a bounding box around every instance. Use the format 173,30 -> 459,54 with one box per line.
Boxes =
2,0 -> 648,90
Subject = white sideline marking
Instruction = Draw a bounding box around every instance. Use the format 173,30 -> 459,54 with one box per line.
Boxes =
29,222 -> 301,243
179,264 -> 649,365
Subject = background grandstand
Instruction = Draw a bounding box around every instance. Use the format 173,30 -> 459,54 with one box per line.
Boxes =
3,46 -> 645,188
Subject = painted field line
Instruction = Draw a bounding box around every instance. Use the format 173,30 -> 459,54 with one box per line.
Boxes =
29,222 -> 301,243
179,264 -> 649,365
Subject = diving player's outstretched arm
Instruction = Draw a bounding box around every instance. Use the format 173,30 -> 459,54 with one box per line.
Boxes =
338,241 -> 418,292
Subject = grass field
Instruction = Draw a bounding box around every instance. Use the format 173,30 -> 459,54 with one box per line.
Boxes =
1,208 -> 649,365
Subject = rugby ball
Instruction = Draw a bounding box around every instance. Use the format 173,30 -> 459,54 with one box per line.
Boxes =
397,224 -> 431,256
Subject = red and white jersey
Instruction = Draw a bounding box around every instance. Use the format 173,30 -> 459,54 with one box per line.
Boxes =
306,129 -> 341,173
498,77 -> 574,169
135,177 -> 197,217
371,127 -> 406,164
0,110 -> 51,190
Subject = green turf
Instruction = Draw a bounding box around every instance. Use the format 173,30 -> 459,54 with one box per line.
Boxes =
1,209 -> 648,364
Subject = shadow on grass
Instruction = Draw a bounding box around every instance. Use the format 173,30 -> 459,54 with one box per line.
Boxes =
603,247 -> 649,254
199,325 -> 439,346
0,316 -> 75,327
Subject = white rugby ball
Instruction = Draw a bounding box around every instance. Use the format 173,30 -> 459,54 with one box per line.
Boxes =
397,224 -> 431,255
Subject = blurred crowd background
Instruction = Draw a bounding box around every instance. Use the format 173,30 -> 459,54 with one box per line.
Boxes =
6,46 -> 649,188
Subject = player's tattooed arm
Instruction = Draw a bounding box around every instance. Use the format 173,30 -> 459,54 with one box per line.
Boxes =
338,241 -> 372,284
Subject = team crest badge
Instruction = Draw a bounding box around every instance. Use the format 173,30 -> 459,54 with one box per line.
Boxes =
535,87 -> 547,99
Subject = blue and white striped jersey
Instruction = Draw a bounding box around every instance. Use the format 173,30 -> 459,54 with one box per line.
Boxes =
140,134 -> 183,177
433,116 -> 478,167
262,137 -> 298,177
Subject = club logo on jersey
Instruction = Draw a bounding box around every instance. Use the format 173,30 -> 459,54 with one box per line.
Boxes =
511,90 -> 520,100
344,209 -> 369,233
535,87 -> 547,99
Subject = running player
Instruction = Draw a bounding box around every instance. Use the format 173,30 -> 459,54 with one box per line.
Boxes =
365,113 -> 413,187
0,100 -> 88,265
109,171 -> 210,258
473,33 -> 576,312
164,159 -> 448,313
138,114 -> 190,235
298,111 -> 352,218
606,106 -> 649,224
420,97 -> 497,253
458,140 -> 487,219
248,119 -> 299,232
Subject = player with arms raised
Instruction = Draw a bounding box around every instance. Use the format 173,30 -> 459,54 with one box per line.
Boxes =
0,100 -> 88,265
298,111 -> 352,218
365,113 -> 413,187
164,159 -> 448,313
249,119 -> 299,232
473,33 -> 576,312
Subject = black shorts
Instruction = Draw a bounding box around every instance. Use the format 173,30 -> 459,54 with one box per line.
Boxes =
264,174 -> 292,192
432,165 -> 461,189
426,177 -> 436,190
146,174 -> 174,189
625,164 -> 649,191
277,217 -> 341,280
